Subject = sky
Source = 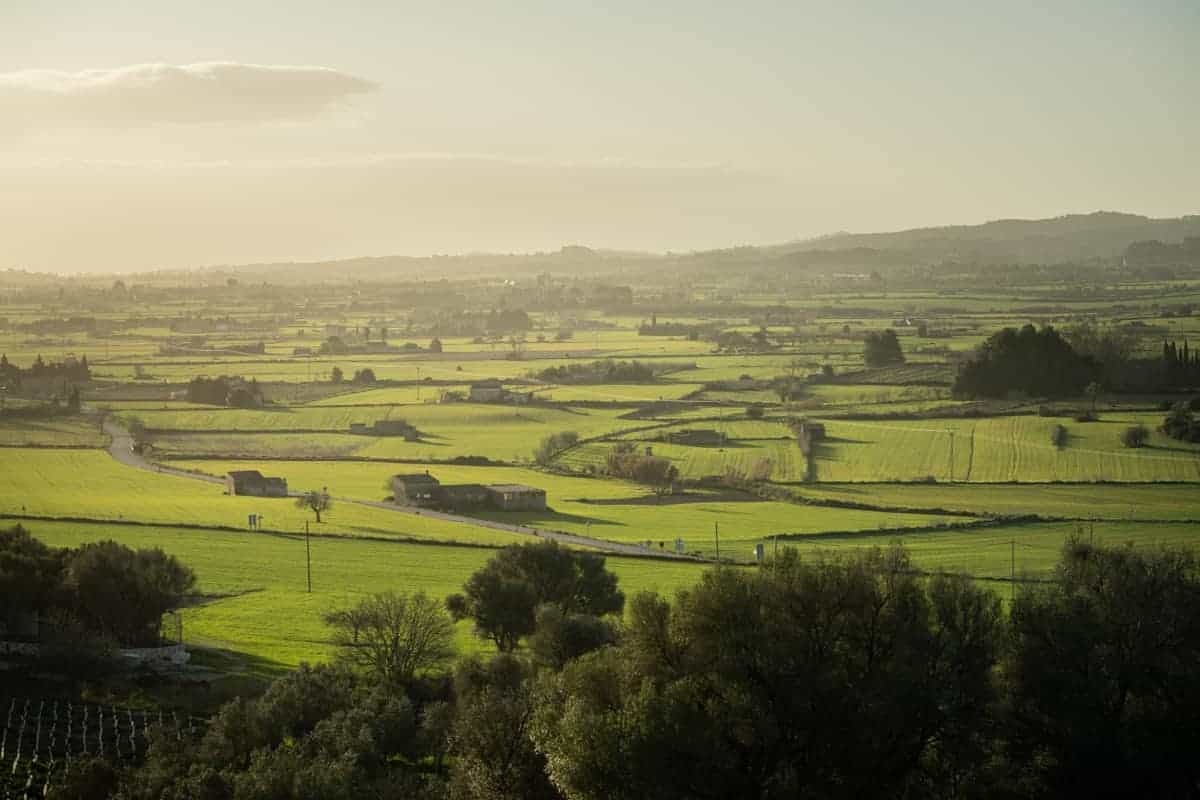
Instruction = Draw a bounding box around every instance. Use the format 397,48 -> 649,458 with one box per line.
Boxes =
1,0 -> 1197,273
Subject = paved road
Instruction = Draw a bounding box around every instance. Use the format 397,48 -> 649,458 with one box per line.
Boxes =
102,419 -> 698,560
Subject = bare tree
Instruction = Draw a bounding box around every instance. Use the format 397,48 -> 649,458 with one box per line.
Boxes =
296,488 -> 332,523
326,591 -> 456,685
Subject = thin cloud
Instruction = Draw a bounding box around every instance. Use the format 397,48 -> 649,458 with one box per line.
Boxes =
0,62 -> 378,126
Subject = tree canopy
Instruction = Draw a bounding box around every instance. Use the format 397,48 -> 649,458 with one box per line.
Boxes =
446,541 -> 624,652
953,324 -> 1099,398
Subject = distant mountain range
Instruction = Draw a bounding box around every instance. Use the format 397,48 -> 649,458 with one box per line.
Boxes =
213,211 -> 1200,279
770,211 -> 1200,265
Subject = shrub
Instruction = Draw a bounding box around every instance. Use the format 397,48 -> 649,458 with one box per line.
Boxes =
745,405 -> 765,420
1120,424 -> 1150,448
1050,424 -> 1068,448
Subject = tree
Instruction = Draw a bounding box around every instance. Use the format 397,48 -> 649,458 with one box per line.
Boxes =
774,376 -> 796,403
1120,424 -> 1149,448
527,604 -> 616,670
352,367 -> 377,384
446,541 -> 624,651
627,455 -> 678,497
533,430 -> 579,466
1085,380 -> 1101,412
330,366 -> 344,384
296,488 -> 332,523
64,541 -> 195,646
0,524 -> 66,631
531,548 -> 1003,799
324,591 -> 456,686
448,655 -> 559,800
1004,538 -> 1200,797
429,337 -> 443,353
863,329 -> 905,367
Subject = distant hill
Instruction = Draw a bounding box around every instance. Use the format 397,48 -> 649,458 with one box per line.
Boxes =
204,211 -> 1200,280
772,212 -> 1200,265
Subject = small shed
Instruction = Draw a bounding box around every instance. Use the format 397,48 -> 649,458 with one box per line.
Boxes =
798,421 -> 826,441
226,470 -> 289,497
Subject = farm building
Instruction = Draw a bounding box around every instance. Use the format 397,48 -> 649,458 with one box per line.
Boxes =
349,419 -> 419,439
485,484 -> 547,511
469,379 -> 506,403
391,473 -> 443,507
226,470 -> 288,497
441,483 -> 492,510
468,380 -> 532,405
391,472 -> 547,512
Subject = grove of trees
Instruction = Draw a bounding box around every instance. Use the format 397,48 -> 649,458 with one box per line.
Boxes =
0,526 -> 194,649
953,325 -> 1099,398
75,535 -> 1200,800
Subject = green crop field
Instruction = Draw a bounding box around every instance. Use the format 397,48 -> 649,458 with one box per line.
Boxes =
811,415 -> 1200,483
795,482 -> 1200,521
22,519 -> 710,669
171,458 -> 974,555
0,417 -> 108,447
0,449 -> 523,547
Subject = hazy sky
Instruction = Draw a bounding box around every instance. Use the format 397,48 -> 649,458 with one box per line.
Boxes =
2,1 -> 1197,273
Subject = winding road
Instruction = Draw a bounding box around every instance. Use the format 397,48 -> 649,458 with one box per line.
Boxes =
102,419 -> 698,560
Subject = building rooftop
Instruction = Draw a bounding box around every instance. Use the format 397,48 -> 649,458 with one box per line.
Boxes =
393,473 -> 440,484
487,484 -> 545,494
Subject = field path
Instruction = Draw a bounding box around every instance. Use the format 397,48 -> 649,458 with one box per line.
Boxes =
102,419 -> 697,560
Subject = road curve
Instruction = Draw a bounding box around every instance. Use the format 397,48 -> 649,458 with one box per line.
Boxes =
102,419 -> 700,560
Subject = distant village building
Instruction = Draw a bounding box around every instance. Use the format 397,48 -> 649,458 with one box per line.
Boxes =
225,470 -> 289,497
349,419 -> 419,439
391,472 -> 547,512
468,379 -> 507,403
468,379 -> 533,405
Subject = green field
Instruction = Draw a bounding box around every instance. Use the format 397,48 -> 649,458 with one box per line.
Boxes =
0,449 -> 521,547
813,414 -> 1200,482
0,417 -> 108,447
23,519 -> 709,669
6,263 -> 1200,681
172,458 -> 974,554
795,482 -> 1200,521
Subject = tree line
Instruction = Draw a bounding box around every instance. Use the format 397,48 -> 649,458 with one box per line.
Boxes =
43,536 -> 1200,800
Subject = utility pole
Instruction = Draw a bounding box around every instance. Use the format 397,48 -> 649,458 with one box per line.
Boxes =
1010,539 -> 1015,603
947,429 -> 955,483
714,521 -> 720,564
305,521 -> 312,594
416,366 -> 421,401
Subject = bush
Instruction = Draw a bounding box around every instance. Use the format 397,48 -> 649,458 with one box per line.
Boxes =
745,405 -> 764,419
1120,424 -> 1150,448
1074,411 -> 1098,423
1050,424 -> 1068,448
